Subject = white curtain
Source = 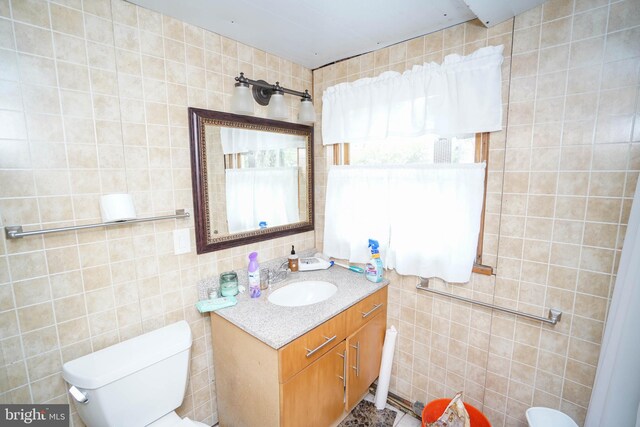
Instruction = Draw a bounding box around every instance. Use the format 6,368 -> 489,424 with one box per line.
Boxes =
220,128 -> 306,154
585,182 -> 640,427
323,167 -> 392,263
225,167 -> 299,233
321,46 -> 504,146
323,163 -> 485,283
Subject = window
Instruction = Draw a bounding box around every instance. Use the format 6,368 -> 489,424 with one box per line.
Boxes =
225,147 -> 301,169
346,134 -> 476,165
332,133 -> 492,276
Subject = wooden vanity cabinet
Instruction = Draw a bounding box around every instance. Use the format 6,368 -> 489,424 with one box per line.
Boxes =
210,286 -> 388,427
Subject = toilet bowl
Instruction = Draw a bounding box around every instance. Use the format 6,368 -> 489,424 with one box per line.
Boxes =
526,407 -> 578,427
62,321 -> 209,427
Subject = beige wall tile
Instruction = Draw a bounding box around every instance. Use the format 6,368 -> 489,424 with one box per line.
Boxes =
53,294 -> 86,323
11,0 -> 50,27
26,350 -> 62,381
571,38 -> 605,72
538,72 -> 568,101
541,17 -> 572,48
18,302 -> 53,340
553,220 -> 584,245
579,246 -> 614,273
10,278 -> 46,308
543,0 -> 575,21
539,44 -> 571,74
586,197 -> 622,223
22,326 -> 58,358
51,3 -> 84,37
561,121 -> 593,146
48,271 -> 82,300
573,8 -> 607,41
0,284 -> 15,311
0,310 -> 19,339
604,27 -> 640,63
30,372 -> 65,402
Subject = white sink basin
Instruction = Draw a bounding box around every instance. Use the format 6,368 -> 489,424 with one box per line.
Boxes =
268,281 -> 337,307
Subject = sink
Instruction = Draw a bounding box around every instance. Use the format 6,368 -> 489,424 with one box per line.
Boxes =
268,281 -> 337,307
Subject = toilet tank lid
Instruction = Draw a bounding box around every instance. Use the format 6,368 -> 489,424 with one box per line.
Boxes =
62,320 -> 192,389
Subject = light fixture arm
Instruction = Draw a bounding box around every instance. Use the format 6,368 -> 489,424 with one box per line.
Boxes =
235,72 -> 312,101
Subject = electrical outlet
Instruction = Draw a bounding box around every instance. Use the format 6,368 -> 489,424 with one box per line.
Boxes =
173,228 -> 191,255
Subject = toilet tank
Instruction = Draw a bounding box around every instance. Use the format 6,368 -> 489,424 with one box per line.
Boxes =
62,321 -> 192,427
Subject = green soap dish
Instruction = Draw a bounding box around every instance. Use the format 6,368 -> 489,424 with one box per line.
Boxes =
195,296 -> 237,313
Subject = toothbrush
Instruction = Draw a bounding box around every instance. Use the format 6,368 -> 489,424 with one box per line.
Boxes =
314,253 -> 364,273
332,262 -> 364,274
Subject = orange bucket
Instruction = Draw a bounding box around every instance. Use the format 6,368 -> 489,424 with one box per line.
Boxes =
422,399 -> 491,427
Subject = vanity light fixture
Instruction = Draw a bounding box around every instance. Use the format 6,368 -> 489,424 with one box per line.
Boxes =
231,72 -> 316,124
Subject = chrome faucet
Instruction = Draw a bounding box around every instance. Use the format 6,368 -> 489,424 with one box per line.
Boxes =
267,262 -> 291,285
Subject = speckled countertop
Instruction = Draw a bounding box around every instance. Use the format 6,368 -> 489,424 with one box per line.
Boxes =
197,251 -> 389,349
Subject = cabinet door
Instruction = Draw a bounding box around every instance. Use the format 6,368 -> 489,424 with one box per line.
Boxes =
346,312 -> 386,410
281,340 -> 347,427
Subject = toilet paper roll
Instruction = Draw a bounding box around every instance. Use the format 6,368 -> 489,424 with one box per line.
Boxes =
375,325 -> 398,410
100,193 -> 137,223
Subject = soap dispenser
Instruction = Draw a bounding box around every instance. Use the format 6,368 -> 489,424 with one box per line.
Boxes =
288,245 -> 299,272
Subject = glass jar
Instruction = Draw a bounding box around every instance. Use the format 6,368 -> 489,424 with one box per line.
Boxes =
219,271 -> 239,297
260,268 -> 270,291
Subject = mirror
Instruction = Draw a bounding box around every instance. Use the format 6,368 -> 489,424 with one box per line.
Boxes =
189,108 -> 314,253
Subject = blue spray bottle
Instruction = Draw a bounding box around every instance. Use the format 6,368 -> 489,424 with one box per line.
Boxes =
365,239 -> 383,283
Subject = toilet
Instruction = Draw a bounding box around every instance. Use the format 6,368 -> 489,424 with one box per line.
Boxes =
62,321 -> 209,427
526,407 -> 579,427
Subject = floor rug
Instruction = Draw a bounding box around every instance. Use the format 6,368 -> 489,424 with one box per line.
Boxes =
338,399 -> 398,427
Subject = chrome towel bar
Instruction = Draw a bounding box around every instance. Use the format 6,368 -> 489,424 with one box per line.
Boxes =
416,279 -> 562,325
4,209 -> 190,240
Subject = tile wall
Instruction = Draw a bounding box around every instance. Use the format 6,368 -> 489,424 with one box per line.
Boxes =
0,0 -> 313,425
313,0 -> 640,426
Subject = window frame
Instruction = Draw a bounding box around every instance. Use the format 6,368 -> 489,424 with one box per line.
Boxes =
332,132 -> 493,276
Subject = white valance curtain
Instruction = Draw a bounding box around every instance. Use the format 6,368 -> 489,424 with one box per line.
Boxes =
220,128 -> 306,154
321,45 -> 504,145
225,167 -> 299,233
323,164 -> 485,283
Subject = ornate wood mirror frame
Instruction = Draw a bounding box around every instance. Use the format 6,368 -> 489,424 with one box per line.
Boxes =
189,108 -> 314,253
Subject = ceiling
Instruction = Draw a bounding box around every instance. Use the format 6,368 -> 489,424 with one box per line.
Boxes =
127,0 -> 545,70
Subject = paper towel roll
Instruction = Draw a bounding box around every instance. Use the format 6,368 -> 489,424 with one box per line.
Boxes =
100,194 -> 137,222
375,325 -> 398,410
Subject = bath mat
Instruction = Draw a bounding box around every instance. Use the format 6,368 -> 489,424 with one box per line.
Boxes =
338,399 -> 397,427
